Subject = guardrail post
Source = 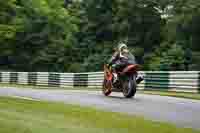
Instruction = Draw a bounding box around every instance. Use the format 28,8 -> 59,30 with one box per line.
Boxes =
28,72 -> 37,86
10,72 -> 18,84
48,73 -> 60,87
145,71 -> 169,90
73,73 -> 88,87
2,72 -> 10,84
0,72 -> 2,83
198,72 -> 200,93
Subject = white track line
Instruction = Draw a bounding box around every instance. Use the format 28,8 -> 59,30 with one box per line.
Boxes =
11,96 -> 41,102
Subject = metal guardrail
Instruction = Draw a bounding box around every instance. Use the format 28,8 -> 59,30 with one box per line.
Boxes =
0,71 -> 199,93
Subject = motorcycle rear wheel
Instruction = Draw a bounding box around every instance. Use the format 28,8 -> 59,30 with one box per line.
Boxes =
122,74 -> 137,98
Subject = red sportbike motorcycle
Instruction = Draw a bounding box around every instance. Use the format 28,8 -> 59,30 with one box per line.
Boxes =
102,63 -> 141,98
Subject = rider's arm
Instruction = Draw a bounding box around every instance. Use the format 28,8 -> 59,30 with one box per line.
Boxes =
108,52 -> 119,66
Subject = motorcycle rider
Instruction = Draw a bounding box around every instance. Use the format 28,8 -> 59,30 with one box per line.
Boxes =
107,43 -> 144,84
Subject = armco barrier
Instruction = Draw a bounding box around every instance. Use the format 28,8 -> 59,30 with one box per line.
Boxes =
0,71 -> 199,93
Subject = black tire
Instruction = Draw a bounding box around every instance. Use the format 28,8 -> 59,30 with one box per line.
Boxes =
122,74 -> 137,98
102,79 -> 112,96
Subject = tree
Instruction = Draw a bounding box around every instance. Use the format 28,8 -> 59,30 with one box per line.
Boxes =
9,0 -> 79,71
160,43 -> 185,70
1,0 -> 200,72
0,0 -> 22,69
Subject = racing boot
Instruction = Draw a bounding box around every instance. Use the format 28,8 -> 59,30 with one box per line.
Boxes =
112,72 -> 118,84
136,74 -> 144,84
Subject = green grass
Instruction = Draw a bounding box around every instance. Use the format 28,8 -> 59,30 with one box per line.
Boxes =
0,97 -> 199,133
140,90 -> 200,100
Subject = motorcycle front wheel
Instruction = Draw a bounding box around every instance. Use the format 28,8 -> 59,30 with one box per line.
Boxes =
122,74 -> 137,98
102,79 -> 112,96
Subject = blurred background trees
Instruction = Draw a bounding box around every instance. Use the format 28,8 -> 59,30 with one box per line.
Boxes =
0,0 -> 199,72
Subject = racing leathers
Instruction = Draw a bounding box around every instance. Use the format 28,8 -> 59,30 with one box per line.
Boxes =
107,50 -> 143,84
108,50 -> 136,72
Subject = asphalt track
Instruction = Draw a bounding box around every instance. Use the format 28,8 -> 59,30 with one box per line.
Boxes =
0,87 -> 200,129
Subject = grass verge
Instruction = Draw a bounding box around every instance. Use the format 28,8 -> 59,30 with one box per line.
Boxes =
0,96 -> 199,133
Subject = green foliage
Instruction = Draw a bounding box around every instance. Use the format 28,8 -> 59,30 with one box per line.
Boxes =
145,42 -> 185,71
82,53 -> 106,72
0,0 -> 79,71
161,43 -> 185,70
0,0 -> 200,72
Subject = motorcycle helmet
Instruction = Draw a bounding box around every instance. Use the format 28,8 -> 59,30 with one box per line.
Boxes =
118,43 -> 128,52
118,43 -> 129,58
